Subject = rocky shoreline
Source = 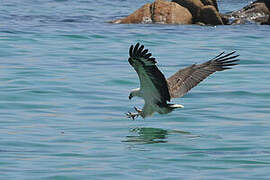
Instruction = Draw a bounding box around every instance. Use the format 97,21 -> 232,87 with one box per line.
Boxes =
110,0 -> 270,25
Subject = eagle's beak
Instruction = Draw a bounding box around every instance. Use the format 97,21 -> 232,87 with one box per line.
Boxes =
129,94 -> 133,100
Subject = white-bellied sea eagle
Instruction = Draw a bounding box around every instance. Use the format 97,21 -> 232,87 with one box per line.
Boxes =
126,43 -> 239,119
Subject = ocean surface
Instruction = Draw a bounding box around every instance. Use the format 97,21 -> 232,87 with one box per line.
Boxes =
0,0 -> 270,179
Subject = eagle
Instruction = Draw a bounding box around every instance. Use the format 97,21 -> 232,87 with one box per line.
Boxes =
126,43 -> 239,119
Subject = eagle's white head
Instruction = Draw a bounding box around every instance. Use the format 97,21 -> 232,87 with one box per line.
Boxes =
129,88 -> 141,100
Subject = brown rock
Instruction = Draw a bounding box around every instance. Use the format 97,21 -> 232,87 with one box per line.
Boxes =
251,0 -> 270,10
110,0 -> 192,24
110,3 -> 152,24
152,0 -> 192,24
220,15 -> 229,25
172,0 -> 204,21
200,5 -> 223,25
228,0 -> 270,24
200,0 -> 219,11
231,18 -> 246,25
242,3 -> 269,15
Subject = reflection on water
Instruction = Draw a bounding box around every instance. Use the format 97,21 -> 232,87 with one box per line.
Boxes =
125,128 -> 168,144
124,127 -> 192,144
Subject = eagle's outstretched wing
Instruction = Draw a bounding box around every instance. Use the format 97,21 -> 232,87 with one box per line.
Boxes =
129,43 -> 170,103
167,51 -> 239,98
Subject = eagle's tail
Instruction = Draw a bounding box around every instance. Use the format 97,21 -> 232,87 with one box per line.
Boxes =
168,104 -> 184,109
157,103 -> 184,114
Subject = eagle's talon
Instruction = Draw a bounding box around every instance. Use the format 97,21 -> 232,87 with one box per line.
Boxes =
126,111 -> 139,120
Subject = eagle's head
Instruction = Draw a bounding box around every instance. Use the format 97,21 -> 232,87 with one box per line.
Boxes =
129,88 -> 141,100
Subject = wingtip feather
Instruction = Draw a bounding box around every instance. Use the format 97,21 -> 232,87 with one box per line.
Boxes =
128,42 -> 158,66
129,45 -> 134,57
212,51 -> 240,70
133,43 -> 140,54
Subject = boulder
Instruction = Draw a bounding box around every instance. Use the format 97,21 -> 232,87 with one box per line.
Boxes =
110,3 -> 152,24
110,0 -> 270,26
237,2 -> 269,16
200,5 -> 223,25
253,0 -> 270,10
226,0 -> 270,24
220,15 -> 229,25
111,0 -> 192,24
152,0 -> 192,24
200,0 -> 218,11
172,0 -> 204,22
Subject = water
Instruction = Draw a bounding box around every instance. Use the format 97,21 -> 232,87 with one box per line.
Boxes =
0,0 -> 270,179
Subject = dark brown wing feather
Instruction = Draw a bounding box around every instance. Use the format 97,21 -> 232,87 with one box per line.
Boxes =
129,43 -> 170,103
167,51 -> 239,98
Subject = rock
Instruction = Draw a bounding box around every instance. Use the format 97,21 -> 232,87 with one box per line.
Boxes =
226,0 -> 270,25
172,0 -> 204,22
152,0 -> 192,24
231,18 -> 246,25
253,0 -> 270,10
195,21 -> 206,26
110,3 -> 152,24
239,2 -> 269,15
266,16 -> 270,24
172,0 -> 223,25
110,0 -> 192,24
220,15 -> 229,25
200,0 -> 218,11
110,0 -> 270,26
200,5 -> 223,25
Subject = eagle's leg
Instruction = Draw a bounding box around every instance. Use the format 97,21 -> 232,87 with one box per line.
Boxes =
134,106 -> 142,114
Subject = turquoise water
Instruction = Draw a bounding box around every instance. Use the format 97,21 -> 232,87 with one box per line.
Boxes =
1,0 -> 270,179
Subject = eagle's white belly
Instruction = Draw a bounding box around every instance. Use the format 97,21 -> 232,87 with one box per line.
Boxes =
140,85 -> 167,117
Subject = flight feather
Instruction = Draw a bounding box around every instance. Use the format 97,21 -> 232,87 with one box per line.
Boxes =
167,51 -> 239,98
128,43 -> 170,103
